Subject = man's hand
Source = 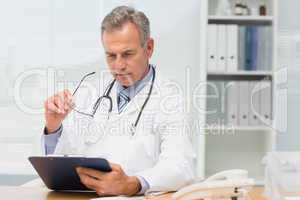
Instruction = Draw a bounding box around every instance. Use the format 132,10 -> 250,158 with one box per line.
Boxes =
76,163 -> 141,196
44,89 -> 73,133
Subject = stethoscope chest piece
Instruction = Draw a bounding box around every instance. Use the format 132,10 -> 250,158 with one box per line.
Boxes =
129,123 -> 136,137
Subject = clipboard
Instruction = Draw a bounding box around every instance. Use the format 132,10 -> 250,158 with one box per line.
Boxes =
28,156 -> 111,191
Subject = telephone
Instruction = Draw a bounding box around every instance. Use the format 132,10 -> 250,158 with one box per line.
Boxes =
172,169 -> 254,200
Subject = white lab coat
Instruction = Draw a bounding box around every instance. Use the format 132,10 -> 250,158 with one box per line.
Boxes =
52,69 -> 196,192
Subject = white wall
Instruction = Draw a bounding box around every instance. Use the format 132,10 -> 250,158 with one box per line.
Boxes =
276,0 -> 300,151
0,0 -> 202,182
0,0 -> 105,176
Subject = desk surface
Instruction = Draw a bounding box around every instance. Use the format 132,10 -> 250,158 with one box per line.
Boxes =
0,186 -> 266,200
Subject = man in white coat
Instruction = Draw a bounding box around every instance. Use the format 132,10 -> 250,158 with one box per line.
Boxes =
43,6 -> 195,196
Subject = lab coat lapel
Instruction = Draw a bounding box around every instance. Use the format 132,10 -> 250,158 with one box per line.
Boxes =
109,71 -> 159,119
121,81 -> 152,116
110,81 -> 119,115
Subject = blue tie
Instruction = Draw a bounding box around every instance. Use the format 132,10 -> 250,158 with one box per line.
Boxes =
118,90 -> 130,113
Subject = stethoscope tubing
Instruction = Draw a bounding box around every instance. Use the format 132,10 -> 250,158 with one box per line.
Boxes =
91,66 -> 156,135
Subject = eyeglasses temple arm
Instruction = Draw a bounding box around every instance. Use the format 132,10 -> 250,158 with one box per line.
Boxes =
72,72 -> 96,96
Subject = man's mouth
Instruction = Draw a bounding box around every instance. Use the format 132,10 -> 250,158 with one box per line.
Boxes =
116,73 -> 130,77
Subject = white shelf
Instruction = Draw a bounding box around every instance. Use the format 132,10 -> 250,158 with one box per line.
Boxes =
207,71 -> 273,76
205,126 -> 273,132
208,15 -> 274,23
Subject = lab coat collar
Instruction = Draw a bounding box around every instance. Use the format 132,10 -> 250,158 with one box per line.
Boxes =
110,66 -> 158,118
116,64 -> 154,101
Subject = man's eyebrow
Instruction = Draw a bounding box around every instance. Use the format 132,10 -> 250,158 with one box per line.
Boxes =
123,49 -> 135,53
105,51 -> 114,54
105,49 -> 136,54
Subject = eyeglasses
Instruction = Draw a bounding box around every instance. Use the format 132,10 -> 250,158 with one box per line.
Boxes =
72,72 -> 96,117
72,72 -> 115,118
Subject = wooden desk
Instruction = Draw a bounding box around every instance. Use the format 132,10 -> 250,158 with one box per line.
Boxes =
147,187 -> 266,200
0,186 -> 266,200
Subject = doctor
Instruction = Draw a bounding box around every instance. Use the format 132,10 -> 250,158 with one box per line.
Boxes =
43,6 -> 195,196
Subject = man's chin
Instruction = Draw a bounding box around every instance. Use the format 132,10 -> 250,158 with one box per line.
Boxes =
116,76 -> 135,87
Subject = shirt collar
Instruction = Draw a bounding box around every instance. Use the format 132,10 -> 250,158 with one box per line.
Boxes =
116,64 -> 154,100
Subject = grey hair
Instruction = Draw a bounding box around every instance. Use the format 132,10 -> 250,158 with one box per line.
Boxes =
101,6 -> 150,47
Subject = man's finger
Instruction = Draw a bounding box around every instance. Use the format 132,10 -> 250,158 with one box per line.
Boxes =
76,167 -> 107,180
77,173 -> 102,190
53,96 -> 65,114
63,89 -> 72,100
45,99 -> 62,114
63,90 -> 73,104
63,90 -> 74,111
62,98 -> 73,112
109,163 -> 122,172
55,91 -> 71,113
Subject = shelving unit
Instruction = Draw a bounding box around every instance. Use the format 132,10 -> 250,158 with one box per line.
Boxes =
208,15 -> 274,21
207,71 -> 273,81
198,0 -> 277,185
207,71 -> 273,76
205,126 -> 273,132
208,15 -> 274,25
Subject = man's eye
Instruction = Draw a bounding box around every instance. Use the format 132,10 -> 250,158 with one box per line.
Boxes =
123,53 -> 133,58
107,54 -> 116,59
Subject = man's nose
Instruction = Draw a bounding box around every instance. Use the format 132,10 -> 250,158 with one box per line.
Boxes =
114,56 -> 126,71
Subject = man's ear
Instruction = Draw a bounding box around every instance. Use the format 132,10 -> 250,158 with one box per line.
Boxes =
145,38 -> 154,58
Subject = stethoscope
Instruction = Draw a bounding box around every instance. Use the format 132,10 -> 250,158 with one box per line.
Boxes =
72,66 -> 156,140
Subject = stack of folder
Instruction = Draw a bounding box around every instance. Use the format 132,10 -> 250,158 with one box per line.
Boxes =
206,80 -> 272,127
207,24 -> 272,72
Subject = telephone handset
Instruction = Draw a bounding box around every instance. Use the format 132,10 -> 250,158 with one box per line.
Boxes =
172,169 -> 254,200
